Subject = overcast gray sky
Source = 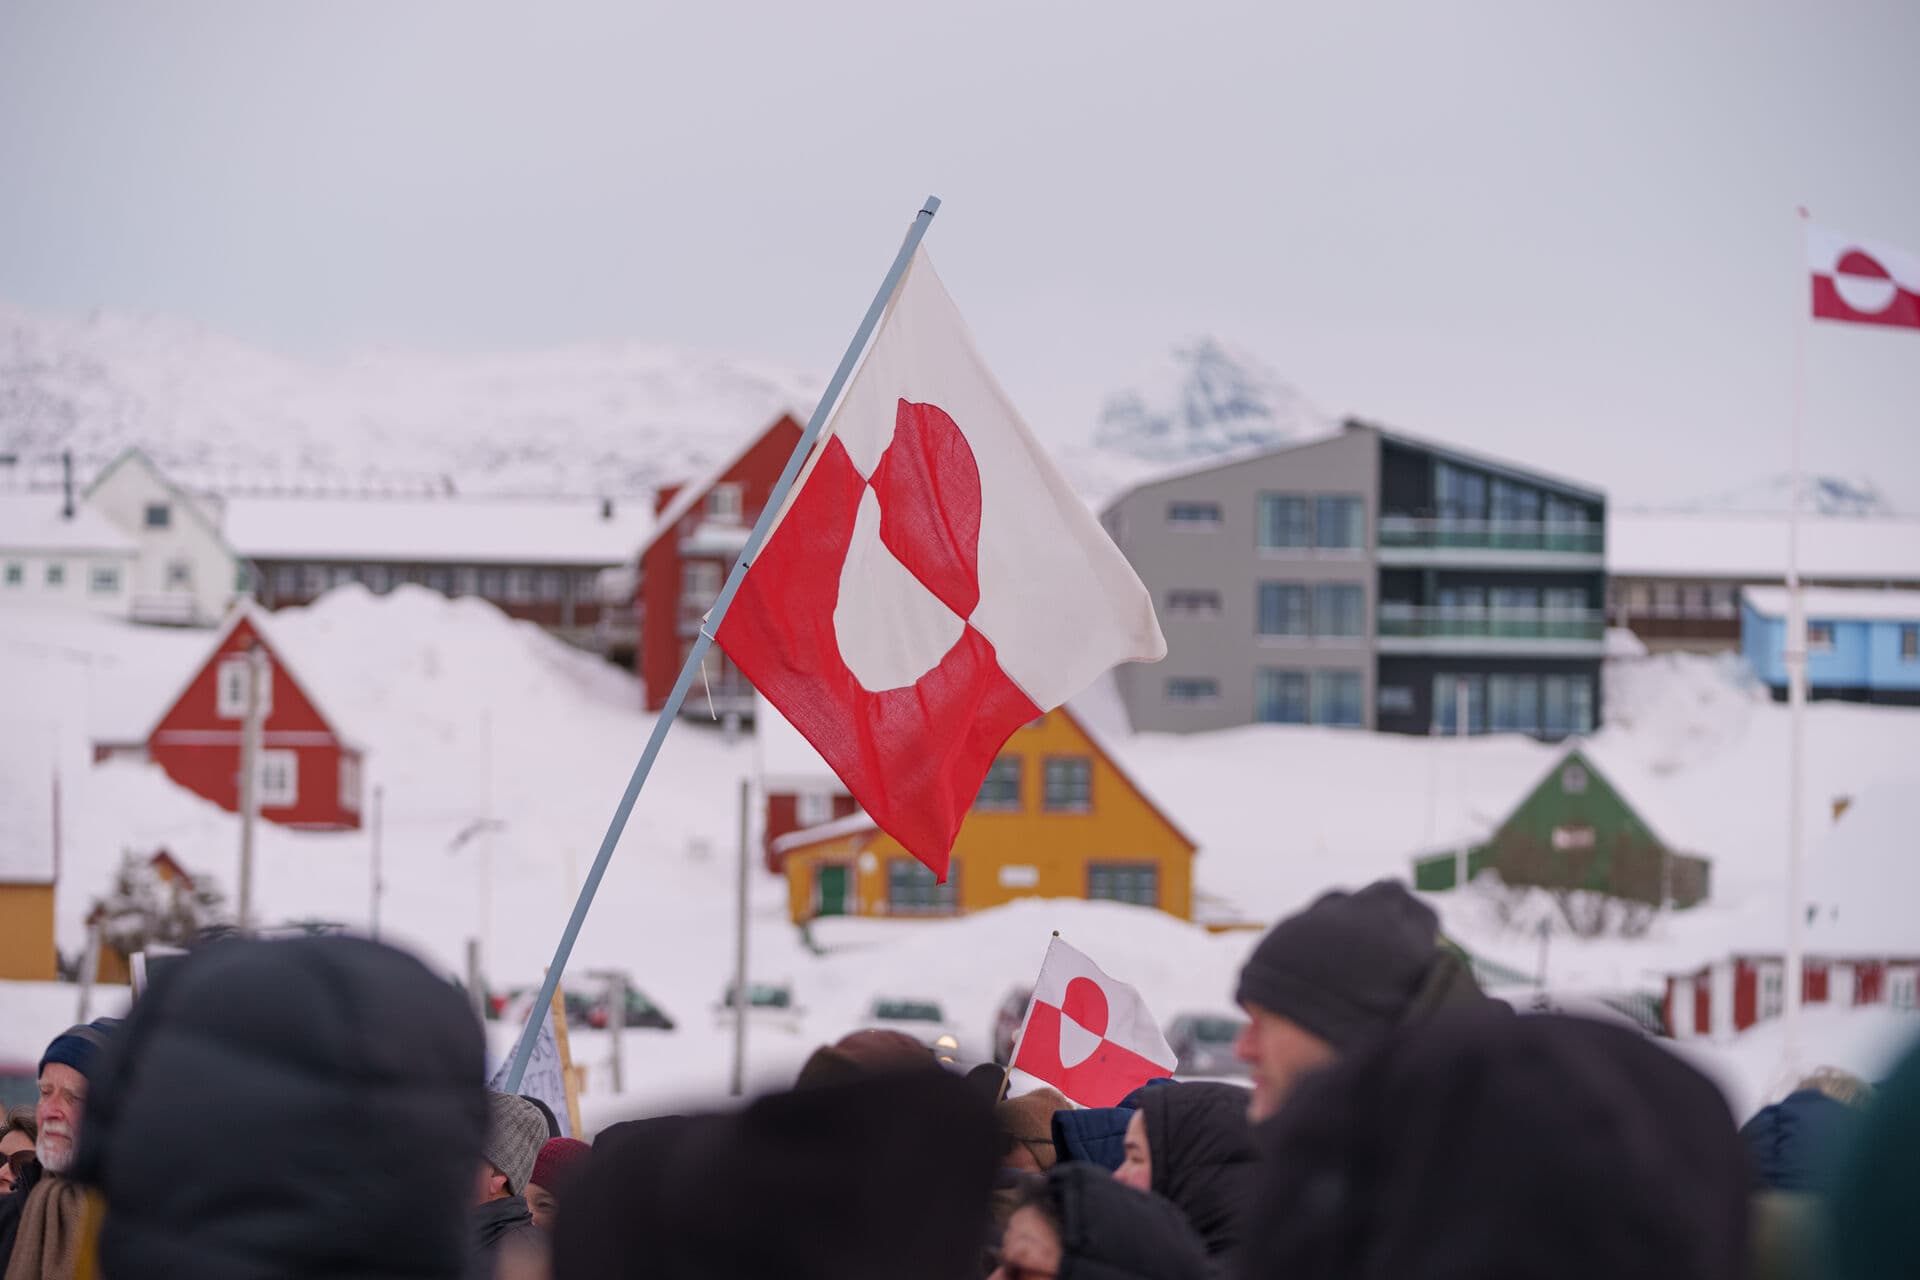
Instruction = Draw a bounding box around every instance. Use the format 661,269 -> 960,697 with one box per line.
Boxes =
2,1 -> 1916,507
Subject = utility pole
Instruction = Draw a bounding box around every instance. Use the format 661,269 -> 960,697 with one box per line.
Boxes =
237,645 -> 268,933
588,968 -> 627,1095
369,785 -> 385,941
1454,676 -> 1470,892
730,778 -> 750,1098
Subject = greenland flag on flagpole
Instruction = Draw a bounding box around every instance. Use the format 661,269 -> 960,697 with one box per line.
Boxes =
715,249 -> 1166,881
1810,224 -> 1920,331
1010,937 -> 1176,1108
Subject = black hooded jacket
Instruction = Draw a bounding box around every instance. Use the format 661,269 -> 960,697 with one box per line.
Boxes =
1238,1010 -> 1748,1280
73,935 -> 488,1279
1133,1083 -> 1255,1262
1046,1162 -> 1210,1280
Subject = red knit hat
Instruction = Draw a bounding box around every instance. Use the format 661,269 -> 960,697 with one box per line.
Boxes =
531,1136 -> 591,1193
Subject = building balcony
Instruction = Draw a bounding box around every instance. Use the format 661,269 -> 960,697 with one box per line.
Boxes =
1376,516 -> 1604,569
1376,603 -> 1608,657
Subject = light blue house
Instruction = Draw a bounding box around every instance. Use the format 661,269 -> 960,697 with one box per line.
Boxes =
1741,587 -> 1920,705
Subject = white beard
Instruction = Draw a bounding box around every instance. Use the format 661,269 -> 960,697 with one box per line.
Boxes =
35,1134 -> 72,1175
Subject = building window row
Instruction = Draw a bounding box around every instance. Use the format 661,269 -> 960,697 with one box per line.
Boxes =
267,562 -> 601,604
1255,668 -> 1364,727
1257,582 -> 1364,639
1612,581 -> 1739,620
1165,677 -> 1220,704
972,755 -> 1094,813
1166,501 -> 1223,528
2,558 -> 126,594
1088,862 -> 1159,908
1257,494 -> 1365,552
1431,673 -> 1593,736
888,858 -> 957,914
1165,589 -> 1223,617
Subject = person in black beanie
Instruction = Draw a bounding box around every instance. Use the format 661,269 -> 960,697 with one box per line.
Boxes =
1238,1010 -> 1749,1280
556,1070 -> 998,1280
1231,879 -> 1493,1121
0,1016 -> 119,1280
71,935 -> 488,1279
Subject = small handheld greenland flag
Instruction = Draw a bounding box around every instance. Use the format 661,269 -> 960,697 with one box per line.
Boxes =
715,249 -> 1165,882
1010,937 -> 1177,1108
1809,224 -> 1920,331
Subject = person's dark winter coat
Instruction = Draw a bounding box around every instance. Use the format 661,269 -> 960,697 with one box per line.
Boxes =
1234,880 -> 1495,1052
1052,1079 -> 1171,1171
71,935 -> 488,1279
1133,1083 -> 1255,1261
1740,1088 -> 1860,1192
1043,1162 -> 1209,1280
466,1196 -> 543,1279
556,1069 -> 997,1279
1827,1034 -> 1920,1280
1240,1010 -> 1749,1280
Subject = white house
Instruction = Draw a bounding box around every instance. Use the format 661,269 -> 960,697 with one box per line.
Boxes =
83,449 -> 246,626
0,491 -> 139,617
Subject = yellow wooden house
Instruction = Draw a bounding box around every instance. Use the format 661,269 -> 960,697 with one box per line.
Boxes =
776,707 -> 1196,923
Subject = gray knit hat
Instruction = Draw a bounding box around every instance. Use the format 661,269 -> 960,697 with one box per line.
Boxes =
483,1092 -> 548,1196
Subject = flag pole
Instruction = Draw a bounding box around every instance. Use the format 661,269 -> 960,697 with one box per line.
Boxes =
502,195 -> 944,1090
1782,205 -> 1810,1075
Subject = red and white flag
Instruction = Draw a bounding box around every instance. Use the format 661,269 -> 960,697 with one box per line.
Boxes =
715,250 -> 1165,880
1010,937 -> 1176,1107
1810,224 -> 1920,331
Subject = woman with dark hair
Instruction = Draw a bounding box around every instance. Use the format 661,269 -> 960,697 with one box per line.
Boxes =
0,1106 -> 34,1194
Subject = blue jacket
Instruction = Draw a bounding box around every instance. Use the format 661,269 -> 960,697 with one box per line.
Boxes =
1740,1089 -> 1857,1192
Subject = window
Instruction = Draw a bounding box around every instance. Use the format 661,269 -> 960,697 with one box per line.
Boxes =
1165,677 -> 1220,703
1902,626 -> 1919,662
796,791 -> 834,828
1312,671 -> 1364,727
365,566 -> 392,593
1314,496 -> 1365,550
421,567 -> 451,594
1435,462 -> 1487,521
300,564 -> 328,595
1491,587 -> 1541,612
452,568 -> 478,597
1489,674 -> 1541,733
888,859 -> 957,914
505,570 -> 535,603
1551,824 -> 1596,850
1626,583 -> 1652,616
1256,495 -> 1309,549
1088,863 -> 1159,908
1681,585 -> 1710,618
330,565 -> 358,589
536,570 -> 564,602
144,502 -> 171,529
1255,669 -> 1309,724
89,565 -> 120,594
1561,762 -> 1589,794
1759,967 -> 1784,1020
273,565 -> 301,596
1891,968 -> 1918,1012
1043,757 -> 1092,812
216,654 -> 274,719
257,750 -> 298,808
477,569 -> 506,599
1432,674 -> 1486,733
1165,589 -> 1222,617
45,562 -> 65,587
975,756 -> 1022,811
1806,622 -> 1835,653
1168,501 -> 1223,528
161,559 -> 191,589
1312,583 -> 1364,638
339,755 -> 362,812
1542,675 -> 1594,737
1652,584 -> 1681,618
708,483 -> 744,521
1377,685 -> 1415,715
3,562 -> 19,586
1543,587 -> 1586,614
1489,479 -> 1541,526
575,570 -> 601,601
683,561 -> 723,604
1257,583 -> 1309,638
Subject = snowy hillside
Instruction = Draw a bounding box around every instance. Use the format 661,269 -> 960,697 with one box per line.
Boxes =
0,300 -> 820,497
1663,472 -> 1898,518
1093,338 -> 1327,465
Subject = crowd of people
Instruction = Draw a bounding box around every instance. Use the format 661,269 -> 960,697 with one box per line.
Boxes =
0,878 -> 1912,1278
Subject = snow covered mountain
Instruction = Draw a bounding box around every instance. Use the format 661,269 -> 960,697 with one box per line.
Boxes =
1093,338 -> 1330,465
1672,473 -> 1896,518
0,300 -> 821,497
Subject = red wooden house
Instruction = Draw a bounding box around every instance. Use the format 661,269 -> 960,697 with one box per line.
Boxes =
95,606 -> 365,831
1664,953 -> 1920,1039
634,413 -> 804,715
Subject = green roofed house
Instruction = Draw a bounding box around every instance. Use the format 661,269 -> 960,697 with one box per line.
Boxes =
1414,747 -> 1710,908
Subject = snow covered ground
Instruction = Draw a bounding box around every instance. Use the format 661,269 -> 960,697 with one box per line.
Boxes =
3,590 -> 1917,1132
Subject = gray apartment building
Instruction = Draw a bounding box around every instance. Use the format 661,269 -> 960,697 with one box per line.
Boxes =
1101,420 -> 1607,738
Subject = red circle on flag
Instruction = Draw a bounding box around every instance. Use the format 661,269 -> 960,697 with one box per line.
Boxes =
1062,976 -> 1110,1037
1835,250 -> 1891,280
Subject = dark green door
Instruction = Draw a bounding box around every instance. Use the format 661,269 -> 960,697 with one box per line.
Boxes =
816,864 -> 849,917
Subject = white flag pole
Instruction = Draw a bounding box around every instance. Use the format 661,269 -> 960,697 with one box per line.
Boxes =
1782,206 -> 1810,1076
503,196 -> 943,1091
999,931 -> 1063,1101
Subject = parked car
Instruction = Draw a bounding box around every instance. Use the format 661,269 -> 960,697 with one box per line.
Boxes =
865,997 -> 964,1064
495,988 -> 599,1030
992,985 -> 1034,1064
716,981 -> 804,1032
587,987 -> 676,1032
1165,1013 -> 1250,1078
